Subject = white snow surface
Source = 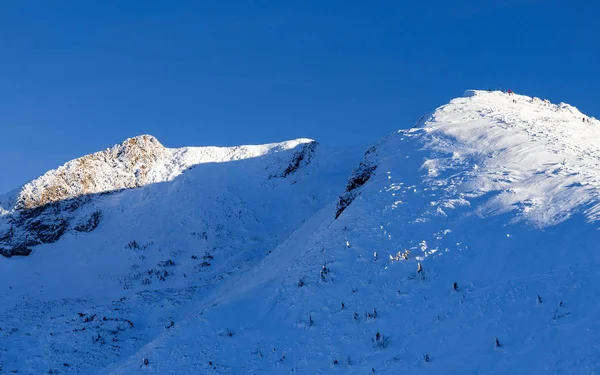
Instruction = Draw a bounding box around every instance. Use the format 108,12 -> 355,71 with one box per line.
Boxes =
2,90 -> 600,374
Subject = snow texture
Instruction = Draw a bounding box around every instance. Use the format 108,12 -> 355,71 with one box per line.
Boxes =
2,90 -> 600,374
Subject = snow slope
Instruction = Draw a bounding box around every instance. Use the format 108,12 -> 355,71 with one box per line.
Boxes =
2,90 -> 600,374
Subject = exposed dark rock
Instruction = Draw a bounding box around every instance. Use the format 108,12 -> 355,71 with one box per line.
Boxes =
271,141 -> 318,179
0,198 -> 80,258
74,210 -> 102,232
334,160 -> 377,219
0,244 -> 32,257
0,226 -> 14,242
26,218 -> 68,243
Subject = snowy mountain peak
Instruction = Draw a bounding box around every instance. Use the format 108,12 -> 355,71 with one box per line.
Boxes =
7,135 -> 315,211
11,134 -> 167,211
115,134 -> 165,158
374,89 -> 600,228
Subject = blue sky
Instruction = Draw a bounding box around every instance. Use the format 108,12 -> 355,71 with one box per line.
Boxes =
1,0 -> 598,193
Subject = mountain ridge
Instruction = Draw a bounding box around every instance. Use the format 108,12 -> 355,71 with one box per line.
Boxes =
2,89 -> 600,374
1,135 -> 315,212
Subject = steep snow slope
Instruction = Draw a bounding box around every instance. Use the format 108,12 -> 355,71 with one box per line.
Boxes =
106,90 -> 600,374
3,90 -> 600,374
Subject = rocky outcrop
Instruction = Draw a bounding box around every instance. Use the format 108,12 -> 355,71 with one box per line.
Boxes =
14,135 -> 165,210
334,146 -> 378,219
270,141 -> 319,179
74,210 -> 102,233
0,196 -> 103,257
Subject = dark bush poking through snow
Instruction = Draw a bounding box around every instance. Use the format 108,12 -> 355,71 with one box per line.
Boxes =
373,332 -> 389,348
297,278 -> 305,288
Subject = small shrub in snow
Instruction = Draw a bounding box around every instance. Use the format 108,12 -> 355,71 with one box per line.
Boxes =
391,250 -> 411,262
365,308 -> 378,320
297,278 -> 305,288
320,264 -> 331,281
191,255 -> 198,260
332,359 -> 338,365
159,259 -> 175,267
225,329 -> 234,337
92,333 -> 105,344
127,240 -> 141,250
83,314 -> 96,323
423,354 -> 430,362
373,332 -> 388,348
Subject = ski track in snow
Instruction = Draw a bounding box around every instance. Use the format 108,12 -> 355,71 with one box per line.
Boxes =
2,90 -> 600,374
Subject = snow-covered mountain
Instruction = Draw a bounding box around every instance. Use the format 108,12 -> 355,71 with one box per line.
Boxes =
0,136 -> 318,257
2,90 -> 600,374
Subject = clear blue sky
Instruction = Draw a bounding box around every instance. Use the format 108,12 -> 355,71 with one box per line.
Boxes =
1,0 -> 598,193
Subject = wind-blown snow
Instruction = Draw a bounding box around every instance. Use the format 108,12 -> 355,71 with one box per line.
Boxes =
419,89 -> 600,226
2,90 -> 600,374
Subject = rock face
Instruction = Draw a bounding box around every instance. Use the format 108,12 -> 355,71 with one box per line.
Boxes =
0,198 -> 86,257
270,141 -> 319,179
334,145 -> 378,219
14,135 -> 166,210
